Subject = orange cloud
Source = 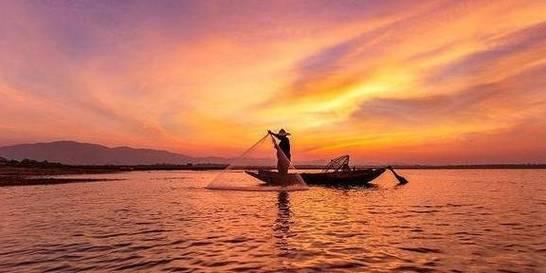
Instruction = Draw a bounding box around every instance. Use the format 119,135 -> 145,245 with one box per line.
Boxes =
1,1 -> 545,163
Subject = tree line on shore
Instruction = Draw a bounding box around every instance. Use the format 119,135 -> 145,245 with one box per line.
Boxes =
0,156 -> 228,170
0,157 -> 64,168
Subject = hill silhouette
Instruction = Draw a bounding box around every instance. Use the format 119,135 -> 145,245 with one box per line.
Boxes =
0,141 -> 223,165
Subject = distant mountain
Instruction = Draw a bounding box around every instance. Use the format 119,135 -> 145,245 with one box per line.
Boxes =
0,141 -> 219,165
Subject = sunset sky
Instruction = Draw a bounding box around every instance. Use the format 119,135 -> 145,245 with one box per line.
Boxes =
1,0 -> 545,164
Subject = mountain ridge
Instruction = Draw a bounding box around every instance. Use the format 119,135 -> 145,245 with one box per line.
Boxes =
0,140 -> 226,165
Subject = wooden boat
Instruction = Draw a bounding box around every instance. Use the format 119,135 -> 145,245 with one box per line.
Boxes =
244,155 -> 408,186
245,168 -> 386,186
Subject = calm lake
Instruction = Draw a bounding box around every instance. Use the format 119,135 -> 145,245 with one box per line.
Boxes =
1,169 -> 545,272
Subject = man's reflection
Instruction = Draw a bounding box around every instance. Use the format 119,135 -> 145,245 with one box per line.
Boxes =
274,191 -> 293,257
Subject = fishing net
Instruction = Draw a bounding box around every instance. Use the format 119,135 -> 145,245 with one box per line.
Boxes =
322,155 -> 350,172
206,133 -> 308,191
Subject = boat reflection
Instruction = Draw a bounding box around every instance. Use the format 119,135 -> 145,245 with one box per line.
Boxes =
328,183 -> 379,192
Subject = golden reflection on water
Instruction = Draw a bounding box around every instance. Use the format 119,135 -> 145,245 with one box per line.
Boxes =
0,170 -> 544,272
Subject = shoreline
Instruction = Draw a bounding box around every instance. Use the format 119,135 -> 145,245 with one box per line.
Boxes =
0,176 -> 125,187
2,163 -> 546,174
1,163 -> 545,187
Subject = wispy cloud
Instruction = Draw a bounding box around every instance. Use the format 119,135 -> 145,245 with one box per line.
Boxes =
1,0 -> 545,163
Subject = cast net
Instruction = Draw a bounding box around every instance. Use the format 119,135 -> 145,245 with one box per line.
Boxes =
206,133 -> 308,191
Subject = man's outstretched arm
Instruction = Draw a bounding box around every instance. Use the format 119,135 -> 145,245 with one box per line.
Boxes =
268,130 -> 280,138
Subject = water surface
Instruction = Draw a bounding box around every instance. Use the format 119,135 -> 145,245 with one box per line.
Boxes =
1,169 -> 545,272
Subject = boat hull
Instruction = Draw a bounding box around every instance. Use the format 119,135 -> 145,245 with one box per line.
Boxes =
245,171 -> 303,186
301,168 -> 386,185
246,168 -> 386,186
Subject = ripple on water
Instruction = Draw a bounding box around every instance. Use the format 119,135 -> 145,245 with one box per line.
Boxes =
0,169 -> 545,272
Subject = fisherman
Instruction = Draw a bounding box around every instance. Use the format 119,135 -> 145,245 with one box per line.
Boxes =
268,129 -> 291,175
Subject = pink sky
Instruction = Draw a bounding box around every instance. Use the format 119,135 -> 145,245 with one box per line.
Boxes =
1,0 -> 546,164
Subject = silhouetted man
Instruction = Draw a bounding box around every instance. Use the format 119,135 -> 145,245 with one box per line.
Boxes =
268,129 -> 291,175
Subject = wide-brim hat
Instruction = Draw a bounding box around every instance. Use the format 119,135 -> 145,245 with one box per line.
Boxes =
278,129 -> 291,136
